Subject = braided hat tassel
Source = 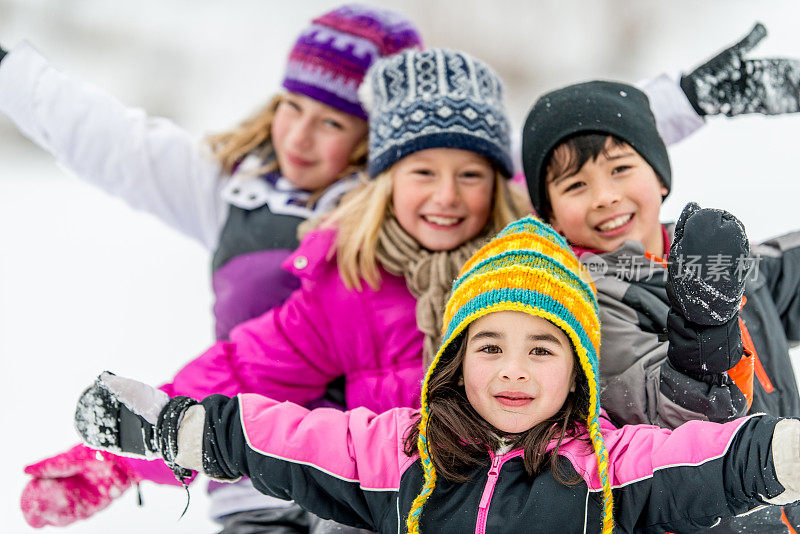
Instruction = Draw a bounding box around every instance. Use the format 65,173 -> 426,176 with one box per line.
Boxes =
577,347 -> 615,533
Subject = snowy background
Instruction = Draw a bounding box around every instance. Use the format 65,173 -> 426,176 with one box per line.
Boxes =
1,0 -> 800,532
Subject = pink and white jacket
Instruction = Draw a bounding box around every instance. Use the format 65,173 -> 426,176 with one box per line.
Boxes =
126,226 -> 423,485
189,393 -> 800,534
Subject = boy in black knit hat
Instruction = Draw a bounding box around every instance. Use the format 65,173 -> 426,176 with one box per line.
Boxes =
522,78 -> 800,534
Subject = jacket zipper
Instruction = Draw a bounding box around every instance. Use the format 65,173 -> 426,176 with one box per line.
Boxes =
475,450 -> 521,534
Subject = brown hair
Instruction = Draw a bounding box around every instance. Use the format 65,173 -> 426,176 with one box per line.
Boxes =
205,94 -> 368,188
541,133 -> 626,219
403,331 -> 591,483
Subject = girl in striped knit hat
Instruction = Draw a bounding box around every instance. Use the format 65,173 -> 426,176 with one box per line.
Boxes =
75,215 -> 800,533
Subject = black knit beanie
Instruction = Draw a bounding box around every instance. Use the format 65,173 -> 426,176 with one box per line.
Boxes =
522,80 -> 672,218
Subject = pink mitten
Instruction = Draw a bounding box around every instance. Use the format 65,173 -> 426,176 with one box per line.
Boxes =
20,444 -> 140,528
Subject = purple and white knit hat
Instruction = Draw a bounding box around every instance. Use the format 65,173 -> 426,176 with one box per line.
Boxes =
282,4 -> 423,120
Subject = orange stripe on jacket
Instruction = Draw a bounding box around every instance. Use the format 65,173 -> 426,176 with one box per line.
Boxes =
730,296 -> 774,409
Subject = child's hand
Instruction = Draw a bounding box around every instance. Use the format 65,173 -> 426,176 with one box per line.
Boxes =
20,444 -> 139,528
74,372 -> 197,481
74,372 -> 165,458
680,23 -> 800,117
667,202 -> 749,326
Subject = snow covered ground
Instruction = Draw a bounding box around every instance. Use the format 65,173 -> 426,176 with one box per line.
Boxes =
1,1 -> 800,532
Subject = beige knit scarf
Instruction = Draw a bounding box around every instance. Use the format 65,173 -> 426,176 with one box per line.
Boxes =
375,216 -> 488,369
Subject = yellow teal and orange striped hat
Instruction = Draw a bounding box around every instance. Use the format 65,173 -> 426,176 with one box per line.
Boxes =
407,215 -> 613,534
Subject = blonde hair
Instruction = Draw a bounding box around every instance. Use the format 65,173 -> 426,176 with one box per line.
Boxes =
316,170 -> 532,291
206,94 -> 369,187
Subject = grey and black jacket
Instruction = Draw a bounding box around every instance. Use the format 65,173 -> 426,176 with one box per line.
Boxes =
583,227 -> 800,533
586,228 -> 800,427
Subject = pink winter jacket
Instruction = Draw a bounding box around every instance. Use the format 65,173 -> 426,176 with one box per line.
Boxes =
196,394 -> 777,533
128,227 -> 424,483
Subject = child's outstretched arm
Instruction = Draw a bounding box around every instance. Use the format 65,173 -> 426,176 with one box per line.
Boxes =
21,253 -> 355,527
600,414 -> 800,531
681,23 -> 800,118
642,22 -> 800,146
75,372 -> 412,532
0,41 -> 225,248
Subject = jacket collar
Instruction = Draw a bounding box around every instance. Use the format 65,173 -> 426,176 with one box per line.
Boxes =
570,223 -> 671,259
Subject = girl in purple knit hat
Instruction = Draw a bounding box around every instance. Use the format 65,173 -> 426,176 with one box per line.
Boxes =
2,5 -> 422,533
0,4 -> 422,342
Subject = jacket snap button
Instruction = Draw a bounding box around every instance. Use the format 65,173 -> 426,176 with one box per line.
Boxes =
293,256 -> 309,269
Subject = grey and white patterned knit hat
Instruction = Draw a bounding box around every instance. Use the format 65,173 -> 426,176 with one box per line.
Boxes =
361,48 -> 513,178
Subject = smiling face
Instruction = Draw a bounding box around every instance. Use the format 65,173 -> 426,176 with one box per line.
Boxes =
391,148 -> 496,251
271,92 -> 368,191
545,138 -> 668,256
461,310 -> 576,434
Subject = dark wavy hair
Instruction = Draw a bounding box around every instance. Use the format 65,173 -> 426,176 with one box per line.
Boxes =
403,330 -> 592,483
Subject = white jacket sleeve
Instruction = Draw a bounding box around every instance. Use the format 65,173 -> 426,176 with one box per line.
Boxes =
0,41 -> 226,249
639,73 -> 706,146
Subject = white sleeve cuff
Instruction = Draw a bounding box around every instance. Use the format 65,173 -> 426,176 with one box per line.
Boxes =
765,418 -> 800,505
639,73 -> 705,146
175,404 -> 206,472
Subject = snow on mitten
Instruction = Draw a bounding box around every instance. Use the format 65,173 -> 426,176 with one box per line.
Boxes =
667,202 -> 749,325
680,23 -> 800,117
665,203 -> 749,380
74,371 -> 198,481
20,444 -> 140,528
75,372 -> 164,458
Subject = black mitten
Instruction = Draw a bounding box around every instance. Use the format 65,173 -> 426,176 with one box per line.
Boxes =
74,373 -> 161,458
667,202 -> 749,325
74,372 -> 198,481
666,203 -> 749,379
666,308 -> 743,379
680,23 -> 800,117
0,44 -> 7,64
